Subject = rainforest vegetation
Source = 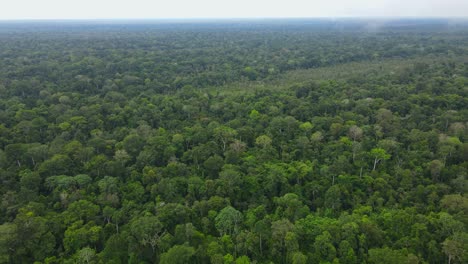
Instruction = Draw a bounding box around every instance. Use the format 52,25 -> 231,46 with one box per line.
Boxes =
0,19 -> 467,263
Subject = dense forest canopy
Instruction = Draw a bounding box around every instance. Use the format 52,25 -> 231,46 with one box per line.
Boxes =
0,19 -> 467,264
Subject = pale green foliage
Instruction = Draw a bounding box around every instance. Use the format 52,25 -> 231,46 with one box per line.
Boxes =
215,206 -> 243,236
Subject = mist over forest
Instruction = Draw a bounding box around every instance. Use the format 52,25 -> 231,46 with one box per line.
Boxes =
0,19 -> 467,264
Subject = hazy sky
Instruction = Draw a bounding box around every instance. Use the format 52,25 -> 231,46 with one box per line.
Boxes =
0,0 -> 467,20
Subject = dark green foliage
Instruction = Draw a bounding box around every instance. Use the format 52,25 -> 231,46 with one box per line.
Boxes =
0,20 -> 467,263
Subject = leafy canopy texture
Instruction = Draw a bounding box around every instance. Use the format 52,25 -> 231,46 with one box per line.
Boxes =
0,20 -> 467,263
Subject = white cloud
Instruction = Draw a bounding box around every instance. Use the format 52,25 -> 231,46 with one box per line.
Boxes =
0,0 -> 467,20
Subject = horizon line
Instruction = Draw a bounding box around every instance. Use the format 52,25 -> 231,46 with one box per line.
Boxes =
1,16 -> 468,22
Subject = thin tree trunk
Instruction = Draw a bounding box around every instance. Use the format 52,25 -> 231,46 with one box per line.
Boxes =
373,158 -> 379,171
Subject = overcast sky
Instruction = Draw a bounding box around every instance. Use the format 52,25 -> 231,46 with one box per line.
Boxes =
0,0 -> 467,20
